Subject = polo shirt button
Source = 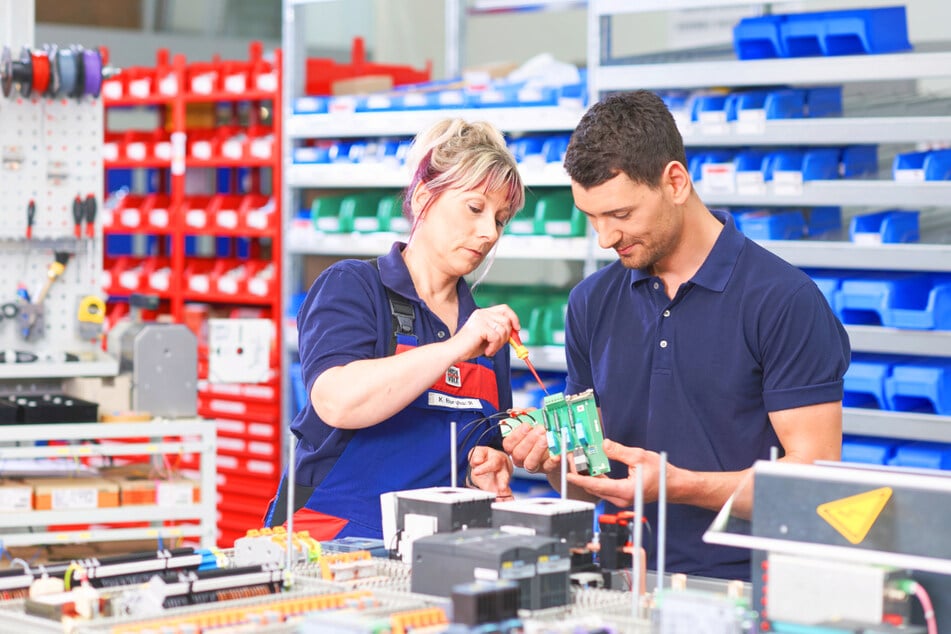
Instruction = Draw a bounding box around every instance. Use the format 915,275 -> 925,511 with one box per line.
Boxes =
660,340 -> 668,348
437,331 -> 446,338
653,282 -> 660,290
663,309 -> 671,317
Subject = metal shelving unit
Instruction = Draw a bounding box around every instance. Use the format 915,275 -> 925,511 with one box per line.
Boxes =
0,420 -> 217,549
588,0 -> 951,443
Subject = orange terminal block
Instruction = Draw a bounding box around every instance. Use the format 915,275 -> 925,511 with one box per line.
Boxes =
509,330 -> 549,395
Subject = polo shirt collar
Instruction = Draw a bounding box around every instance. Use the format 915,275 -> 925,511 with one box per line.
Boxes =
377,242 -> 477,313
627,209 -> 742,293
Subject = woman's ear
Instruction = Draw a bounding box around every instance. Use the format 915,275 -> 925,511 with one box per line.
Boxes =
410,182 -> 432,218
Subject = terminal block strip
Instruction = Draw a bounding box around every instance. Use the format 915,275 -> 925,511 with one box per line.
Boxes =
501,389 -> 610,476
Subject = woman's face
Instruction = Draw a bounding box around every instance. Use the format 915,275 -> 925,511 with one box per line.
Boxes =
412,185 -> 512,277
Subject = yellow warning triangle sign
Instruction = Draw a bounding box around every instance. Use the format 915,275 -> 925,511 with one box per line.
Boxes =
817,487 -> 892,545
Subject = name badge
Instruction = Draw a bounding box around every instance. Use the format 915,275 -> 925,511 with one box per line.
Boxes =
428,392 -> 480,410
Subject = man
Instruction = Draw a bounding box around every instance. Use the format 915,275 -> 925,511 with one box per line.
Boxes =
504,90 -> 850,580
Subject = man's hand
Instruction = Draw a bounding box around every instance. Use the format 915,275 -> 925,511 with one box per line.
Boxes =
468,446 -> 514,501
501,421 -> 560,474
566,438 -> 673,508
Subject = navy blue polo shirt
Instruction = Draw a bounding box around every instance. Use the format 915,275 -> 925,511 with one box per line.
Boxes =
565,210 -> 850,580
291,241 -> 512,492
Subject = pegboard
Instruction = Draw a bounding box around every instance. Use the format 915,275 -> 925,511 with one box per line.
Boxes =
0,81 -> 108,377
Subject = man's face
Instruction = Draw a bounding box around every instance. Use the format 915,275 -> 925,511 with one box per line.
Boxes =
571,172 -> 681,271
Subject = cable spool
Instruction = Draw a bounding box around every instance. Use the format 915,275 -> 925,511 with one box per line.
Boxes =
1,46 -> 35,98
31,49 -> 50,95
81,48 -> 102,98
42,44 -> 61,97
55,46 -> 78,98
70,45 -> 87,99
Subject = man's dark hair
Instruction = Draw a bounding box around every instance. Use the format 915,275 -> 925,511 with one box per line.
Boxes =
564,90 -> 687,189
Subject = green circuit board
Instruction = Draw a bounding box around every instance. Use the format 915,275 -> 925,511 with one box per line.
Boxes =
501,389 -> 610,476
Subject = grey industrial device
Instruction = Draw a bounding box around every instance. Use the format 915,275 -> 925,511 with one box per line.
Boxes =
117,294 -> 197,418
704,460 -> 951,632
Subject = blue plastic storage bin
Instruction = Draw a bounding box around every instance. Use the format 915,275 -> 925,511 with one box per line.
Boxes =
804,206 -> 842,235
844,354 -> 901,409
834,272 -> 934,326
733,15 -> 787,59
804,269 -> 842,307
884,359 -> 951,415
840,145 -> 878,178
734,209 -> 806,240
886,274 -> 951,330
888,442 -> 951,471
893,149 -> 951,181
782,7 -> 912,57
688,150 -> 734,181
841,435 -> 905,465
805,86 -> 844,117
850,210 -> 919,244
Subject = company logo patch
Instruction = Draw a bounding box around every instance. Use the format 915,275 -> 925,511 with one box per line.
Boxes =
445,365 -> 462,388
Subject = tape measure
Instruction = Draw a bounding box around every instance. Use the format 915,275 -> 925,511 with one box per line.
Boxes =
77,295 -> 105,340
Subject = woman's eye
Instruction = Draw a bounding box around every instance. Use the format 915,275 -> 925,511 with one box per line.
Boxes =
468,205 -> 483,214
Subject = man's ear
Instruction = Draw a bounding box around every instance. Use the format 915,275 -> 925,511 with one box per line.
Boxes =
663,161 -> 691,204
410,182 -> 432,217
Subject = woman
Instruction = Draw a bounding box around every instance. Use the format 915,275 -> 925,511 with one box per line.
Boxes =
265,118 -> 524,540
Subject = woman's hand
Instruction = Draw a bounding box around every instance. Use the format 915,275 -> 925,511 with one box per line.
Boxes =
451,304 -> 520,361
468,446 -> 514,501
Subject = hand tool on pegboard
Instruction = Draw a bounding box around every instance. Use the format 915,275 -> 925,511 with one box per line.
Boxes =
77,295 -> 105,341
19,251 -> 71,341
83,194 -> 98,283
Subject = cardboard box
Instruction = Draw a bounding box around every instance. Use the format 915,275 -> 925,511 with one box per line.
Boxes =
27,478 -> 120,511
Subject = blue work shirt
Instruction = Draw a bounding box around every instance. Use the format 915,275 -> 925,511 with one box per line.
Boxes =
565,210 -> 850,580
286,242 -> 512,537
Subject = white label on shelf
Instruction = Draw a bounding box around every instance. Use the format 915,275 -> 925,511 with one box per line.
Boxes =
149,208 -> 169,227
701,163 -> 736,193
508,219 -> 534,234
149,270 -> 170,291
154,142 -> 172,160
316,217 -> 340,231
0,487 -> 32,511
366,95 -> 392,110
247,460 -> 275,475
389,217 -> 410,234
246,210 -> 268,229
191,73 -> 216,94
218,437 -> 245,452
852,232 -> 884,245
217,210 -> 238,229
247,278 -> 268,296
222,140 -> 243,160
217,276 -> 239,295
256,72 -> 277,92
736,171 -> 766,195
249,441 -> 274,457
224,74 -> 247,93
697,110 -> 729,136
894,169 -> 925,182
52,487 -> 97,510
244,385 -> 274,399
250,139 -> 272,159
329,96 -> 357,113
188,276 -> 210,293
248,422 -> 274,438
185,209 -> 207,228
120,208 -> 141,227
736,109 -> 767,135
102,80 -> 123,100
544,221 -> 574,236
119,270 -> 140,289
126,143 -> 147,161
518,87 -> 543,103
479,89 -> 505,104
158,74 -> 178,96
191,141 -> 212,160
773,171 -> 804,196
353,217 -> 380,232
129,78 -> 151,98
157,482 -> 194,507
170,132 -> 186,175
217,454 -> 238,469
403,93 -> 427,108
438,91 -> 464,106
211,399 -> 246,414
216,419 -> 245,434
103,143 -> 119,161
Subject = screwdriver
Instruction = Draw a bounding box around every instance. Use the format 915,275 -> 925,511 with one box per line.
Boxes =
509,331 -> 549,395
